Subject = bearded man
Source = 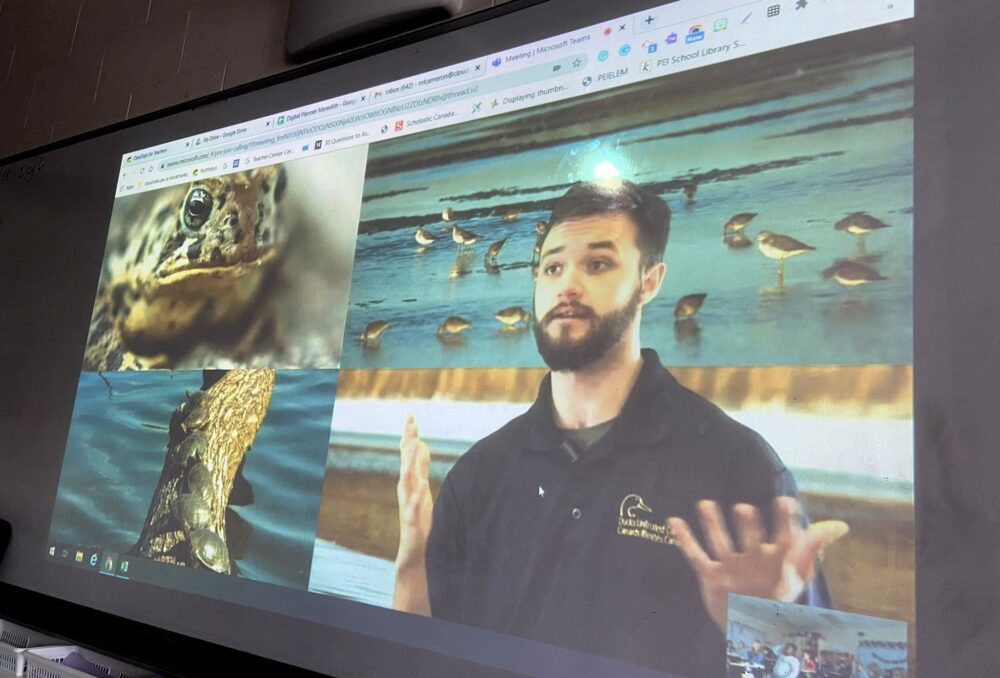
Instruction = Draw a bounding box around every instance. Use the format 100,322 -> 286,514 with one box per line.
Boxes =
393,180 -> 840,677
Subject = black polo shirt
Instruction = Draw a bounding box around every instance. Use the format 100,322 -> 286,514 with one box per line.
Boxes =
426,349 -> 830,677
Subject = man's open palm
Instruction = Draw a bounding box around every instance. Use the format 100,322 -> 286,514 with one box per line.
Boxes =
393,415 -> 433,615
668,497 -> 848,630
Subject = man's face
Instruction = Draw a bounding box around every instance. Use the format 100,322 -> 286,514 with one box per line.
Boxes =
533,213 -> 658,371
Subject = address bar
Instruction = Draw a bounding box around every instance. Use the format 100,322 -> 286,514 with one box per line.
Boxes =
161,84 -> 481,170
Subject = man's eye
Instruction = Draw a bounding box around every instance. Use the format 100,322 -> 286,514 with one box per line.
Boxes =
589,259 -> 611,272
543,263 -> 562,276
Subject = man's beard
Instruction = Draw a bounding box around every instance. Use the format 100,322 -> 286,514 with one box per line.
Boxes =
533,286 -> 642,372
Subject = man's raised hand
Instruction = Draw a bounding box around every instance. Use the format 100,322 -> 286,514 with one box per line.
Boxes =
392,414 -> 433,615
667,497 -> 848,630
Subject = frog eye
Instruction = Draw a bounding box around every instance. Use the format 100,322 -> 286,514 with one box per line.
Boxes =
183,188 -> 214,232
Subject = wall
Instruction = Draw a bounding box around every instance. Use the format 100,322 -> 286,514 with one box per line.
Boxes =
0,0 -> 512,160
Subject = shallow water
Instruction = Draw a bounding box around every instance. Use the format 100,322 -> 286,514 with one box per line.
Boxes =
342,49 -> 913,370
308,539 -> 393,608
49,370 -> 336,588
327,400 -> 914,498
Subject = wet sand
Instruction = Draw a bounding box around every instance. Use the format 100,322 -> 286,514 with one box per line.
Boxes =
317,468 -> 442,562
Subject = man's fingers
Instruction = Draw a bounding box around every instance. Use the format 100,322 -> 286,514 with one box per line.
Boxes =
667,517 -> 713,573
417,438 -> 430,478
697,500 -> 735,560
401,414 -> 418,451
399,415 -> 423,494
733,503 -> 765,552
773,496 -> 803,554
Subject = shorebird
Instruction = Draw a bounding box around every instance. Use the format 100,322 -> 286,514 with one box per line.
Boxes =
442,207 -> 455,222
501,208 -> 520,223
756,230 -> 815,284
682,182 -> 698,204
821,259 -> 887,287
437,316 -> 472,339
535,221 -> 547,235
834,212 -> 891,254
834,212 -> 891,236
360,320 -> 390,345
724,233 -> 752,250
494,306 -> 532,329
485,238 -> 507,263
452,224 -> 482,247
723,213 -> 758,233
415,226 -> 437,247
674,293 -> 707,321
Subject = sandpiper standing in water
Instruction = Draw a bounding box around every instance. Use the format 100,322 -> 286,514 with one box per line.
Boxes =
723,213 -> 758,233
682,182 -> 698,204
494,306 -> 532,330
452,224 -> 482,248
415,226 -> 437,247
437,316 -> 472,340
360,321 -> 390,347
834,212 -> 891,255
485,238 -> 507,263
756,230 -> 816,285
674,293 -> 707,321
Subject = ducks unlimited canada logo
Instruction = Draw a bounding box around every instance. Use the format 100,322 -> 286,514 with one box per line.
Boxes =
617,494 -> 677,546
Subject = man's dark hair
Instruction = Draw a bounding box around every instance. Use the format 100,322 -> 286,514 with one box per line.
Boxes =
784,643 -> 797,655
545,180 -> 671,267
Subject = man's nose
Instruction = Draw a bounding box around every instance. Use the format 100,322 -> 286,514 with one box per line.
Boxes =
556,266 -> 583,300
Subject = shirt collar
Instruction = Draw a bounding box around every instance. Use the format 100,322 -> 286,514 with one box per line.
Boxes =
524,348 -> 675,453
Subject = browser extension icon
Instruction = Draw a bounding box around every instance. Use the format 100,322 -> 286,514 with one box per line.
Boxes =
685,25 -> 705,44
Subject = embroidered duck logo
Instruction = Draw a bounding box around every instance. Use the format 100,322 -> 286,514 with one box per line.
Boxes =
619,493 -> 653,519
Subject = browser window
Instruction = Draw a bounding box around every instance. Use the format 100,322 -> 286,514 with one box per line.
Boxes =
46,0 -> 915,674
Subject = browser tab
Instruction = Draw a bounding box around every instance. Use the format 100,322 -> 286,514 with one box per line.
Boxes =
375,59 -> 485,102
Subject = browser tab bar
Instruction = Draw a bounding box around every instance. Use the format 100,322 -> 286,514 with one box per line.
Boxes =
116,0 -> 913,198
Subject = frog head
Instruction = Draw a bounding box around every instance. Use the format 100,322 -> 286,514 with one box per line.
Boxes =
155,165 -> 287,277
109,165 -> 288,355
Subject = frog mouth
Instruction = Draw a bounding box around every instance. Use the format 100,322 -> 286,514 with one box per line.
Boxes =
157,247 -> 280,281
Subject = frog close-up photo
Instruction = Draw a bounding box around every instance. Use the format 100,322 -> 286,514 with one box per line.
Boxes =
82,150 -> 365,372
